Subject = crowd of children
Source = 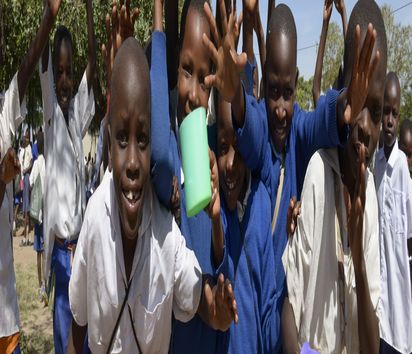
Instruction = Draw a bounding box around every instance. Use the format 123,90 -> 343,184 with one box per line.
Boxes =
1,0 -> 412,353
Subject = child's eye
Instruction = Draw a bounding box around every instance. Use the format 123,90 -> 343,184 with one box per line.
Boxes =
182,65 -> 192,78
284,89 -> 293,100
137,133 -> 149,149
117,132 -> 128,148
393,110 -> 399,118
219,142 -> 228,155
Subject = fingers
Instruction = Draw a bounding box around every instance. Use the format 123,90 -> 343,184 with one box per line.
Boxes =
204,74 -> 218,90
111,5 -> 119,51
343,102 -> 352,125
204,2 -> 221,47
131,8 -> 139,25
368,50 -> 380,84
359,24 -> 375,75
352,24 -> 361,84
224,279 -> 238,324
202,33 -> 219,65
217,273 -> 225,303
358,143 -> 366,209
219,0 -> 228,35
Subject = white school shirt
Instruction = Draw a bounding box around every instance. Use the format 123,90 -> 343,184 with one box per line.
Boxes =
374,141 -> 412,354
29,154 -> 45,223
21,143 -> 32,174
39,49 -> 95,280
282,148 -> 380,354
0,73 -> 27,338
69,170 -> 202,354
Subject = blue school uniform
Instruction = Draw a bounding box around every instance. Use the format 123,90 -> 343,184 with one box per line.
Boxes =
235,89 -> 348,335
150,31 -> 229,354
221,176 -> 280,353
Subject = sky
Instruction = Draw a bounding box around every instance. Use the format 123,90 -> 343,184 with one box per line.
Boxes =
210,0 -> 412,80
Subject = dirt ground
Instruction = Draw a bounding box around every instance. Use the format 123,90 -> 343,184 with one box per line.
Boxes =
13,216 -> 54,353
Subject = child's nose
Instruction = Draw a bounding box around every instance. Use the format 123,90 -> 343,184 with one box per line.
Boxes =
226,147 -> 235,174
126,145 -> 140,180
188,81 -> 200,112
357,113 -> 372,148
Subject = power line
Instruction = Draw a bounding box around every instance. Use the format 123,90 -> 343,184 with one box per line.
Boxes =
296,1 -> 412,52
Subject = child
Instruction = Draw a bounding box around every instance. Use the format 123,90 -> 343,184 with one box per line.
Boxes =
68,37 -> 236,353
203,0 -> 377,343
29,131 -> 46,302
399,118 -> 412,173
0,1 -> 62,352
39,0 -> 95,352
214,93 -> 280,353
20,130 -> 32,246
281,1 -> 387,352
148,0 -> 235,353
374,72 -> 412,354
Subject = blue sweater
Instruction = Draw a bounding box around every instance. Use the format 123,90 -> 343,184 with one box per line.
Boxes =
235,89 -> 347,334
150,31 -> 229,354
221,177 -> 280,354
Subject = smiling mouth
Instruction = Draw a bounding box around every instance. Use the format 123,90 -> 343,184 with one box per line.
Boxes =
122,189 -> 141,206
225,179 -> 237,192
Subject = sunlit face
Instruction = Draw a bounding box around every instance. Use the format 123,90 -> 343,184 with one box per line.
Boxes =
217,97 -> 247,211
400,128 -> 412,169
54,39 -> 73,118
265,32 -> 297,154
177,7 -> 211,126
108,62 -> 151,241
382,76 -> 401,148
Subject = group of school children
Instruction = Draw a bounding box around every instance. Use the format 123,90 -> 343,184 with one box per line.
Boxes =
1,0 -> 412,353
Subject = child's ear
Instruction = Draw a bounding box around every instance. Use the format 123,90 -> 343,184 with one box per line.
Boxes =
295,67 -> 299,89
107,123 -> 112,172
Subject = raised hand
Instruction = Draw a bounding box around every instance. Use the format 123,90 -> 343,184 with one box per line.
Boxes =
334,0 -> 345,16
348,143 -> 366,269
344,24 -> 380,126
324,0 -> 333,22
203,274 -> 238,331
202,0 -> 247,103
287,197 -> 301,237
0,148 -> 21,185
243,0 -> 258,18
47,0 -> 63,17
101,0 -> 139,91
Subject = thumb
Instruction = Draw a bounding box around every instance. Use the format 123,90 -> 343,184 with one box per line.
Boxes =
343,104 -> 352,125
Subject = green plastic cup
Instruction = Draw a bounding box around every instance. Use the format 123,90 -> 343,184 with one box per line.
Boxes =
179,107 -> 211,217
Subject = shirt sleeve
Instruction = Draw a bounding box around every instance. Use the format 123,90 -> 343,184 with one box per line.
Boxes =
235,90 -> 272,180
172,219 -> 203,323
149,31 -> 175,208
39,48 -> 56,129
282,154 -> 320,334
0,73 -> 27,162
74,71 -> 95,138
242,58 -> 257,97
29,160 -> 37,187
406,172 -> 412,239
69,216 -> 89,326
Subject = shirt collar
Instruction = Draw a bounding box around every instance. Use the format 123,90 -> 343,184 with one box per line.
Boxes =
376,140 -> 400,173
237,170 -> 252,223
270,140 -> 285,165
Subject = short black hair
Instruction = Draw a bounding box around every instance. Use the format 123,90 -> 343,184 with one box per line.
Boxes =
179,0 -> 211,49
37,131 -> 44,155
400,118 -> 412,140
267,4 -> 297,52
344,0 -> 387,78
53,25 -> 73,71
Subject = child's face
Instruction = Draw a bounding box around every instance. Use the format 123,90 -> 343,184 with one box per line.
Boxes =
264,32 -> 297,154
400,129 -> 412,168
342,40 -> 386,175
382,78 -> 401,148
217,97 -> 247,211
177,7 -> 211,125
108,64 -> 151,242
55,40 -> 73,117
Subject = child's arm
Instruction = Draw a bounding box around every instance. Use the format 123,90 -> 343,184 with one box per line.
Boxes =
242,0 -> 255,66
334,0 -> 347,38
165,0 -> 178,90
0,148 -> 20,206
348,144 -> 379,353
205,149 -> 224,267
254,4 -> 266,97
18,0 -> 61,103
312,0 -> 332,108
150,0 -> 176,207
67,322 -> 87,354
281,297 -> 300,354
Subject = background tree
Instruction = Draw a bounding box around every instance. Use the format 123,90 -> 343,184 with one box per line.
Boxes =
296,76 -> 314,111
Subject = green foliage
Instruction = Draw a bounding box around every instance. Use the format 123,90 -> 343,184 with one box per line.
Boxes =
296,76 -> 314,111
381,4 -> 412,122
321,21 -> 344,93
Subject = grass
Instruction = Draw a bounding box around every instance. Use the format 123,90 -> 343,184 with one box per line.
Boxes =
15,263 -> 54,353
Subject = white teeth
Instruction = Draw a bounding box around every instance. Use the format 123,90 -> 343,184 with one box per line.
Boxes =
125,191 -> 135,201
227,181 -> 235,190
